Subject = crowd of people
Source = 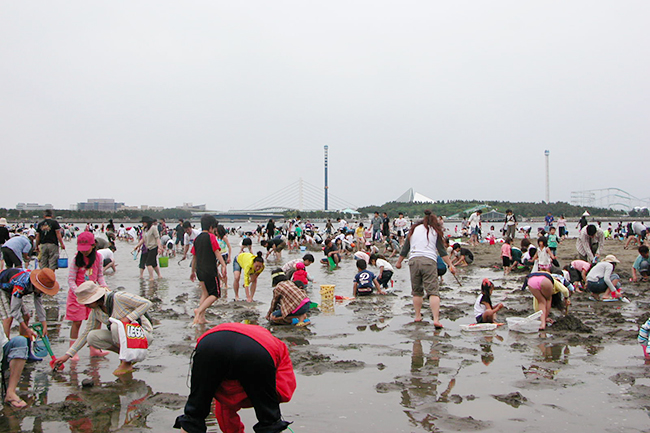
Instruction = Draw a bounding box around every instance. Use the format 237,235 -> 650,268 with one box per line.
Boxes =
0,208 -> 648,432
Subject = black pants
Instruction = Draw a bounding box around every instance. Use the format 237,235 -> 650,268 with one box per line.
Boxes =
176,331 -> 287,433
1,247 -> 21,268
377,270 -> 393,288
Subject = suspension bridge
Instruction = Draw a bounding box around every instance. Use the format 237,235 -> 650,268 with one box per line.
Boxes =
209,179 -> 358,221
570,188 -> 650,211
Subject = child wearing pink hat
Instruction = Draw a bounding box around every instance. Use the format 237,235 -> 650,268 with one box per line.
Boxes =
66,231 -> 109,359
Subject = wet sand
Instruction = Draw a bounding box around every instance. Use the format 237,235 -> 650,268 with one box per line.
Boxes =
2,235 -> 649,432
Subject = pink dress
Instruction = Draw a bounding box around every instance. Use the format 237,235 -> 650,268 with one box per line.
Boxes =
65,252 -> 106,321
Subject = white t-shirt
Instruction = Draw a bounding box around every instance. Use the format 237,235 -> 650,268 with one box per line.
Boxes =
474,294 -> 487,317
184,229 -> 201,245
394,217 -> 408,230
376,258 -> 394,272
408,224 -> 441,261
98,248 -> 114,262
633,221 -> 647,235
338,220 -> 347,230
468,212 -> 481,229
537,247 -> 552,266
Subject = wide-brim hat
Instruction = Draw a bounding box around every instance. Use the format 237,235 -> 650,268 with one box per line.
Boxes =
0,217 -> 6,226
141,216 -> 154,223
603,254 -> 620,264
582,211 -> 590,216
30,269 -> 60,296
75,281 -> 109,305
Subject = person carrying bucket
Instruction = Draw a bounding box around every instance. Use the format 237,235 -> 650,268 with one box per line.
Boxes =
132,216 -> 163,281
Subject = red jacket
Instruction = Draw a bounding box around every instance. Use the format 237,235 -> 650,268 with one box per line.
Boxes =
197,323 -> 296,433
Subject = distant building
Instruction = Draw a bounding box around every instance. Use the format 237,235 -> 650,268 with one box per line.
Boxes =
395,188 -> 435,204
176,203 -> 206,211
77,198 -> 124,212
121,205 -> 164,211
16,203 -> 53,211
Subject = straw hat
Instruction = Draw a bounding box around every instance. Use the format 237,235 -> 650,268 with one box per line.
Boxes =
582,211 -> 590,217
30,268 -> 60,296
0,218 -> 6,226
75,281 -> 109,305
603,255 -> 620,264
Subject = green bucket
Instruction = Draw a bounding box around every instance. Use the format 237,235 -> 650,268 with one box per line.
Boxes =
158,256 -> 169,268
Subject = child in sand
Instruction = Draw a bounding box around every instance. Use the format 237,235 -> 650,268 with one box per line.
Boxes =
532,237 -> 555,272
190,215 -> 227,325
632,245 -> 650,283
547,226 -> 559,256
501,237 -> 513,276
369,254 -> 394,290
639,316 -> 650,360
474,279 -> 504,324
353,259 -> 384,297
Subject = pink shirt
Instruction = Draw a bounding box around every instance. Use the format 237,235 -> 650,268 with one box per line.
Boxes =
501,243 -> 512,259
571,260 -> 591,272
68,252 -> 107,290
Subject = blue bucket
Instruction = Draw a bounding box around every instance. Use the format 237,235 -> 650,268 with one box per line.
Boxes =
300,246 -> 307,252
57,252 -> 68,268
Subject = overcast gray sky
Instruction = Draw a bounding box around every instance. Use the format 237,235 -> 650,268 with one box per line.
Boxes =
1,1 -> 647,211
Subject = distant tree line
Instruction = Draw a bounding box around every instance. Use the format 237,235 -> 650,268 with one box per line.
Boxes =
355,200 -> 627,220
0,208 -> 193,222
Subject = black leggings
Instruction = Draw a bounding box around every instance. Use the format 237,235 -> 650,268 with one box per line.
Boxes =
176,331 -> 285,433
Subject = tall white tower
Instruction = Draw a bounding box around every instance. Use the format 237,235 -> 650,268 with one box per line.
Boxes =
544,150 -> 550,203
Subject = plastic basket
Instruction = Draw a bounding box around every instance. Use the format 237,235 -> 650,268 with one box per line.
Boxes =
320,285 -> 335,301
507,311 -> 543,333
57,251 -> 68,268
158,256 -> 169,268
300,246 -> 307,252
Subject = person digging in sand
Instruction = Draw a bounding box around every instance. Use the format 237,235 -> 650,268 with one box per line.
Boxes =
396,210 -> 456,328
53,281 -> 153,376
174,322 -> 295,433
474,279 -> 504,324
521,272 -> 554,331
266,269 -> 311,326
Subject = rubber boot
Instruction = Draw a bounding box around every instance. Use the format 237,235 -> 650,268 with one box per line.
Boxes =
69,341 -> 80,361
89,345 -> 109,357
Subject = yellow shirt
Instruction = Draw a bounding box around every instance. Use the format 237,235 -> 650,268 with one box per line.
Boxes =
237,253 -> 264,286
